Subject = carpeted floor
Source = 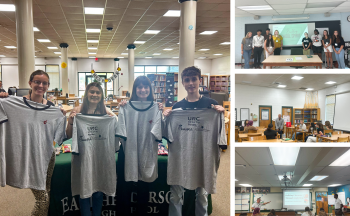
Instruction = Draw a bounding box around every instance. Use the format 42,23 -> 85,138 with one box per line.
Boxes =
0,147 -> 230,216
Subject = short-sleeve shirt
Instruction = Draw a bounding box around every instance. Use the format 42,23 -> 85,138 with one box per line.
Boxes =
116,101 -> 162,183
71,114 -> 119,198
323,37 -> 331,46
0,88 -> 6,93
333,37 -> 345,48
302,37 -> 312,49
173,96 -> 218,110
0,96 -> 66,190
311,34 -> 322,47
252,202 -> 263,209
335,198 -> 343,209
242,37 -> 253,51
273,35 -> 283,48
163,109 -> 227,194
264,130 -> 277,139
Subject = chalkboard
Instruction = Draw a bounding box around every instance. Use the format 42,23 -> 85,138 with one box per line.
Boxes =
253,193 -> 283,210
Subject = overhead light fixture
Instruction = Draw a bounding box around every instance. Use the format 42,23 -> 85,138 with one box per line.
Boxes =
37,39 -> 51,43
153,53 -> 161,55
89,56 -> 96,58
239,184 -> 252,187
278,85 -> 286,88
329,184 -> 341,187
88,52 -> 96,55
214,54 -> 223,55
325,81 -> 336,84
220,42 -> 230,45
144,30 -> 160,34
269,147 -> 300,166
87,40 -> 99,43
0,55 -> 6,57
200,31 -> 217,35
54,52 -> 61,54
306,88 -> 314,91
117,57 -> 124,58
278,175 -> 284,180
86,29 -> 101,33
172,57 -> 179,58
47,47 -> 58,49
163,48 -> 173,51
199,49 -> 210,51
121,53 -> 128,55
145,57 -> 152,58
291,76 -> 304,80
84,7 -> 104,15
329,149 -> 350,166
198,57 -> 207,59
88,47 -> 97,50
33,27 -> 40,32
134,41 -> 145,44
163,10 -> 181,17
303,184 -> 313,186
310,176 -> 328,181
237,5 -> 272,11
4,46 -> 16,49
0,4 -> 15,11
272,16 -> 309,21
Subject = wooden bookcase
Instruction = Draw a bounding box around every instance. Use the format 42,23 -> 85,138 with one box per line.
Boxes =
209,75 -> 230,92
174,73 -> 178,102
293,108 -> 320,125
153,74 -> 166,102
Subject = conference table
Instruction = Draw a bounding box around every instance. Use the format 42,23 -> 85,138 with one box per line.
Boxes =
317,134 -> 350,142
238,133 -> 264,142
295,129 -> 311,142
49,139 -> 213,216
262,55 -> 323,69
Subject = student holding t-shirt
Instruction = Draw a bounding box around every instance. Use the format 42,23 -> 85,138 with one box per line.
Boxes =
302,32 -> 312,55
163,66 -> 225,216
332,30 -> 346,69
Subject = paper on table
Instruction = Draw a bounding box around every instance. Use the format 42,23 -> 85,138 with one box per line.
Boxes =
286,58 -> 293,62
295,57 -> 303,60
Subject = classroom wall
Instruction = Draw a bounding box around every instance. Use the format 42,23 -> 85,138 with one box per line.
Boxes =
235,84 -> 305,126
211,56 -> 231,75
235,12 -> 350,62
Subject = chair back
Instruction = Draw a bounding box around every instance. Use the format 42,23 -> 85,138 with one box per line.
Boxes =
247,133 -> 262,138
276,132 -> 280,139
248,129 -> 258,133
69,94 -> 75,97
324,129 -> 333,134
337,136 -> 349,142
333,131 -> 341,135
249,135 -> 266,141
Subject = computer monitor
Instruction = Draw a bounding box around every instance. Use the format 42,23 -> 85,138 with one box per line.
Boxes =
8,88 -> 16,95
16,88 -> 30,97
235,121 -> 242,127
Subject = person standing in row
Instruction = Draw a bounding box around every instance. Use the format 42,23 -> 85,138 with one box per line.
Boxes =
311,29 -> 323,61
332,30 -> 346,69
263,28 -> 271,60
273,30 -> 283,55
302,32 -> 312,55
252,30 -> 265,69
264,34 -> 274,69
322,30 -> 333,69
241,32 -> 253,69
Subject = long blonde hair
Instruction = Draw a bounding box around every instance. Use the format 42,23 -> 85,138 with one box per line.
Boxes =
243,32 -> 252,44
274,30 -> 280,37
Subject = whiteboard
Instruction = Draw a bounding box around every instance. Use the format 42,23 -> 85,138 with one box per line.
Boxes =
236,193 -> 250,211
253,193 -> 283,210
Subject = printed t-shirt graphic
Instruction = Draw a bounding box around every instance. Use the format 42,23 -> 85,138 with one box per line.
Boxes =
0,96 -> 66,190
163,109 -> 227,194
71,114 -> 119,198
116,101 -> 162,183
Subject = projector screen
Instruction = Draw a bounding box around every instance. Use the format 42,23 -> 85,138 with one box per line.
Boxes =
269,23 -> 316,47
283,189 -> 311,210
334,92 -> 350,131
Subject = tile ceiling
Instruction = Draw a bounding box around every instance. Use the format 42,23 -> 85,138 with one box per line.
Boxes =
0,0 -> 230,59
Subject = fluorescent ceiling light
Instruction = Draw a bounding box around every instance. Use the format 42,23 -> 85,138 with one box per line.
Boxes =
134,41 -> 145,44
145,57 -> 152,58
163,10 -> 181,17
220,42 -> 230,45
325,81 -> 336,84
214,54 -> 223,55
278,175 -> 284,180
238,5 -> 272,11
87,40 -> 99,43
310,176 -> 328,181
4,46 -> 16,49
47,47 -> 58,49
163,48 -> 173,51
172,57 -> 179,58
88,52 -> 96,55
0,55 -> 6,57
86,29 -> 101,33
0,4 -> 15,11
89,56 -> 96,58
153,53 -> 161,55
329,149 -> 350,166
272,17 -> 309,21
198,57 -> 207,59
33,27 -> 40,32
200,31 -> 217,35
303,184 -> 313,186
37,39 -> 51,43
199,49 -> 210,51
88,47 -> 97,50
291,76 -> 304,80
329,184 -> 341,187
121,53 -> 128,55
278,85 -> 286,88
84,7 -> 104,15
144,30 -> 160,34
269,147 -> 300,166
117,57 -> 124,58
239,184 -> 252,187
54,52 -> 61,54
306,88 -> 314,91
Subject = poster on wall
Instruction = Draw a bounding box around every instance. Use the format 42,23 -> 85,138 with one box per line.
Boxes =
261,110 -> 269,120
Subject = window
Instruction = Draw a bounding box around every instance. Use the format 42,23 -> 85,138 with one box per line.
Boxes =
45,65 -> 60,90
78,72 -> 114,97
325,95 -> 335,124
134,65 -> 179,79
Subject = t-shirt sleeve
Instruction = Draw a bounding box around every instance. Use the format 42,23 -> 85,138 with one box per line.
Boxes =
54,116 -> 67,146
217,113 -> 227,150
114,118 -> 120,152
151,110 -> 162,142
162,115 -> 174,144
71,116 -> 79,154
115,106 -> 127,140
0,100 -> 8,124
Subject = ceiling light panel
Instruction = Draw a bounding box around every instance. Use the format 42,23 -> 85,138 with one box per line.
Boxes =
269,147 -> 300,165
84,7 -> 104,15
329,149 -> 350,166
163,10 -> 181,17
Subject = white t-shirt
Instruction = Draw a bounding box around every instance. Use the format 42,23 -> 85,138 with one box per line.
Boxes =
335,198 -> 343,209
0,96 -> 66,190
311,34 -> 322,47
302,212 -> 314,216
252,202 -> 263,209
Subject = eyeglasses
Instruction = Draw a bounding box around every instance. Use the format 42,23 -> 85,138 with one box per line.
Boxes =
32,80 -> 49,86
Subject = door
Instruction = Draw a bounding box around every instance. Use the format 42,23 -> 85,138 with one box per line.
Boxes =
282,106 -> 293,124
259,105 -> 272,128
86,75 -> 107,97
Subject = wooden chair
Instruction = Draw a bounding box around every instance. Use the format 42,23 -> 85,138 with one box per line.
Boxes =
324,129 -> 333,134
337,136 -> 350,142
68,94 -> 75,97
333,131 -> 342,135
248,129 -> 258,133
109,102 -> 119,113
223,101 -> 230,112
74,100 -> 79,107
276,132 -> 280,139
249,135 -> 266,141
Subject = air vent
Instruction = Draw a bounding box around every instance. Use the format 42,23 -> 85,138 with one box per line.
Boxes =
299,87 -> 307,90
241,81 -> 251,84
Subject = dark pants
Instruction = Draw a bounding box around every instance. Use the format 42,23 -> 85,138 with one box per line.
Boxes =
254,47 -> 263,67
274,48 -> 281,55
277,130 -> 283,138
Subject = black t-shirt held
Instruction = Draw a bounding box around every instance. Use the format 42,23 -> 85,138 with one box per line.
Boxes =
172,95 -> 219,110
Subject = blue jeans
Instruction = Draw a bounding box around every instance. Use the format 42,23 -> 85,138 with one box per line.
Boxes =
335,48 -> 345,69
80,192 -> 104,216
243,50 -> 252,69
292,132 -> 302,140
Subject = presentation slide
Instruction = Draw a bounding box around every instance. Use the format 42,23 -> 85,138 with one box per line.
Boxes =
269,23 -> 316,46
334,93 -> 350,131
283,189 -> 311,210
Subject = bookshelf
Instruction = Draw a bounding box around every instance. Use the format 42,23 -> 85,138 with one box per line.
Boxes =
146,74 -> 166,102
210,75 -> 230,93
174,73 -> 178,102
293,108 -> 320,125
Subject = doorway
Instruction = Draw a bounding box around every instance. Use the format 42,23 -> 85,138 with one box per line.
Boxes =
282,106 -> 293,124
259,105 -> 272,128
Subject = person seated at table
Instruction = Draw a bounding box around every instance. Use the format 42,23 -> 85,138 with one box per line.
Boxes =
302,207 -> 314,216
264,34 -> 275,69
306,122 -> 324,142
325,121 -> 332,129
322,30 -> 333,69
244,120 -> 257,133
244,119 -> 249,127
311,29 -> 323,61
268,209 -> 276,216
292,123 -> 306,141
318,208 -> 327,216
264,123 -> 277,139
275,114 -> 284,138
302,32 -> 312,55
304,123 -> 316,142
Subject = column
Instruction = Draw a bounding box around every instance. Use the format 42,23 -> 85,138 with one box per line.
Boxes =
60,43 -> 69,95
127,44 -> 135,93
114,58 -> 119,95
71,58 -> 77,96
178,0 -> 197,101
15,0 -> 35,88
